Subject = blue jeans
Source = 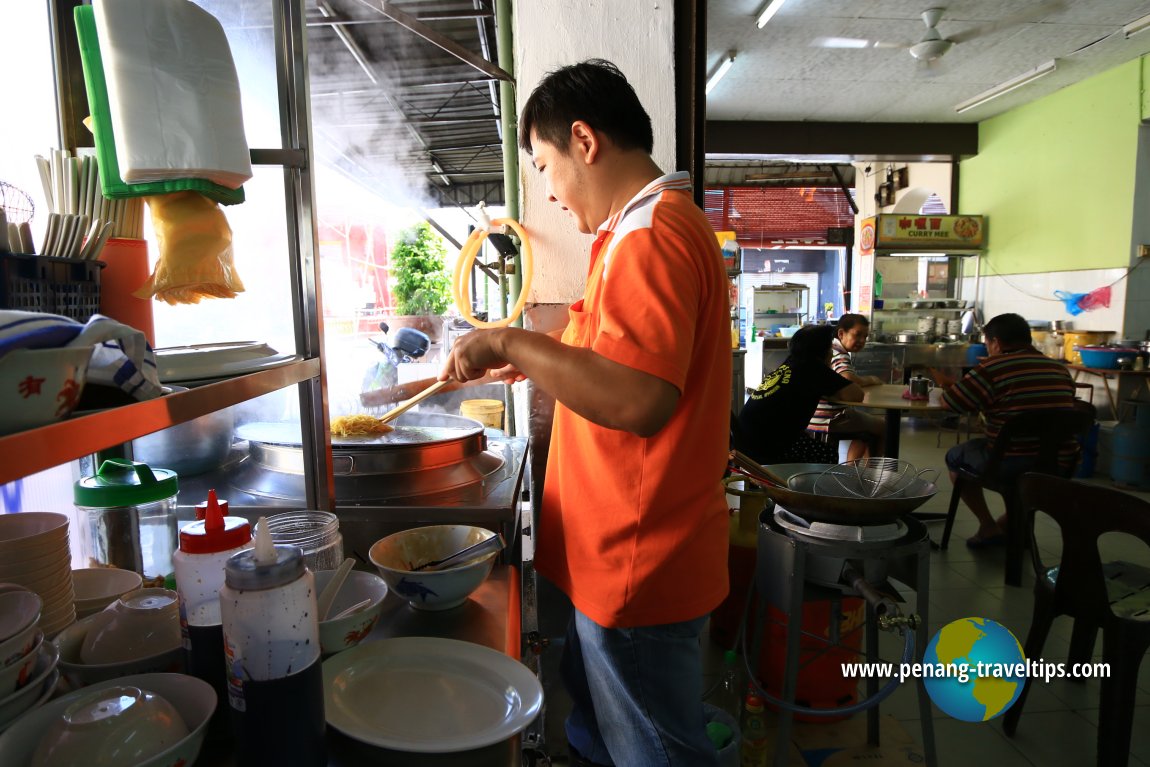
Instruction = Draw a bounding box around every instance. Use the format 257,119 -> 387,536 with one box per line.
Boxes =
562,608 -> 718,767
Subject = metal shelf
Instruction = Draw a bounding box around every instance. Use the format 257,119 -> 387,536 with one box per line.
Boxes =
0,359 -> 321,486
33,0 -> 334,510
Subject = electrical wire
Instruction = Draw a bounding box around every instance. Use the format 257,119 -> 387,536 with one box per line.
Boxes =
979,255 -> 1147,303
452,217 -> 534,328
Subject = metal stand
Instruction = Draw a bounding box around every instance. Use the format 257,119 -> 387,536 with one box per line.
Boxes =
753,513 -> 937,767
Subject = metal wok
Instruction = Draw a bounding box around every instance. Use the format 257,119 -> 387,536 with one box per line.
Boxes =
738,463 -> 938,526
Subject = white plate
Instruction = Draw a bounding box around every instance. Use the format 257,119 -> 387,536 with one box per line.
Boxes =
323,637 -> 542,753
154,342 -> 296,383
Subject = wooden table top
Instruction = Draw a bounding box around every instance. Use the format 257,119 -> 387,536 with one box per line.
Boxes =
833,383 -> 948,412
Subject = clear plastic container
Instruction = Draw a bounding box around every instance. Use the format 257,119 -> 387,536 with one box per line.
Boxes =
257,511 -> 343,572
74,459 -> 179,589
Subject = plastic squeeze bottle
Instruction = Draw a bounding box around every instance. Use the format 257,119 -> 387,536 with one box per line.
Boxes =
220,517 -> 326,766
172,489 -> 251,738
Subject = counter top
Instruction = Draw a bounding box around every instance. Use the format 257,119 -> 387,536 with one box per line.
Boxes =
199,565 -> 525,767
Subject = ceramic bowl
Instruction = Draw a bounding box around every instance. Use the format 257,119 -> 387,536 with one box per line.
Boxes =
29,684 -> 189,767
314,569 -> 388,655
0,643 -> 60,733
0,621 -> 41,669
0,591 -> 41,645
79,589 -> 180,666
369,525 -> 498,611
53,611 -> 182,689
71,569 -> 142,618
0,558 -> 73,598
0,673 -> 215,767
0,632 -> 43,696
0,513 -> 70,558
0,346 -> 91,436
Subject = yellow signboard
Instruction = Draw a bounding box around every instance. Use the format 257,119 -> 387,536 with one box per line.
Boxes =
864,214 -> 986,251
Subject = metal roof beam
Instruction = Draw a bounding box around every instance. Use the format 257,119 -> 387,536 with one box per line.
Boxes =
352,0 -> 512,83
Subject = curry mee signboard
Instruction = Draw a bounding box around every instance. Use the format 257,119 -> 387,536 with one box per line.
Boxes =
860,214 -> 986,254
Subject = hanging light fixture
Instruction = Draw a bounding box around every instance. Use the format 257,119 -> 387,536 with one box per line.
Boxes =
755,0 -> 788,29
706,51 -> 737,95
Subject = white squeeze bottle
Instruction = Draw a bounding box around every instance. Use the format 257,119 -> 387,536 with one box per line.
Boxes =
219,517 -> 326,766
172,489 -> 251,742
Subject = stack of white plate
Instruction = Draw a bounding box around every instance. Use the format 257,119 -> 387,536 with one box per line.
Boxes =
0,514 -> 76,636
0,587 -> 61,732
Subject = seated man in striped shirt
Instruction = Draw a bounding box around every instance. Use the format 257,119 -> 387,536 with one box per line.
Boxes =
941,312 -> 1077,548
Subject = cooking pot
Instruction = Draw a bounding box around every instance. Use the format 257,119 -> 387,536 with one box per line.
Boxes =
230,412 -> 506,502
132,387 -> 235,476
894,332 -> 926,344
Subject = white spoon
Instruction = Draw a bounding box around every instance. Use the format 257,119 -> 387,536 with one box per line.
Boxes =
317,557 -> 356,621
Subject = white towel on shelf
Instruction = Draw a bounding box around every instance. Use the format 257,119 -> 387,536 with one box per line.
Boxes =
93,0 -> 252,189
0,311 -> 162,401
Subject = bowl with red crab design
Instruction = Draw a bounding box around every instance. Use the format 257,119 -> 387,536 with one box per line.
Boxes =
0,346 -> 91,436
313,569 -> 388,655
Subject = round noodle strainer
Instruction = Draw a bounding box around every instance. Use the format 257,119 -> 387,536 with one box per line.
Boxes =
814,458 -> 919,499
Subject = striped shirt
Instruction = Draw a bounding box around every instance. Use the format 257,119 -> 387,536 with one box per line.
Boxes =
941,347 -> 1077,459
808,340 -> 852,431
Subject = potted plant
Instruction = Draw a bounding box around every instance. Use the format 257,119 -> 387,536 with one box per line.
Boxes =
387,222 -> 452,341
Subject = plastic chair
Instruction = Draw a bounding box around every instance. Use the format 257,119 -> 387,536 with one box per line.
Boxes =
938,403 -> 1097,586
1003,474 -> 1150,767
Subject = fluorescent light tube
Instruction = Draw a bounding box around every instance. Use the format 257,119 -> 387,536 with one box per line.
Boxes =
706,52 -> 736,95
756,0 -> 788,29
1124,12 -> 1150,38
954,60 -> 1057,114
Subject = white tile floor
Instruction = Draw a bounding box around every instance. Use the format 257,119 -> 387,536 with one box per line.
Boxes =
537,416 -> 1150,766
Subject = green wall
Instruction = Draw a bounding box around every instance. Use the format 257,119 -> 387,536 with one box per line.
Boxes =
958,58 -> 1143,274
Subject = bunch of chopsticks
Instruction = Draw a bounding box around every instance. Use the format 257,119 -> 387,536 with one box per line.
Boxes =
33,149 -> 144,261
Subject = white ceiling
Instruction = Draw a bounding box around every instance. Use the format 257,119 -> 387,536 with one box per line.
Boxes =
706,0 -> 1150,123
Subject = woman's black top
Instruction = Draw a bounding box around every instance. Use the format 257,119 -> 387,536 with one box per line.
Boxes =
736,356 -> 852,465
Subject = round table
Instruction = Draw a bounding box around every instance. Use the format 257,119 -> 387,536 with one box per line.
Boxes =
832,384 -> 948,459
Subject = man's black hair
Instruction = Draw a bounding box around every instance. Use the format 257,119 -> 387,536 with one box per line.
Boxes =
787,325 -> 835,363
518,59 -> 654,155
983,313 -> 1033,349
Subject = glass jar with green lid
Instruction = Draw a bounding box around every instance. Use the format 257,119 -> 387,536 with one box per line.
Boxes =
75,459 -> 179,589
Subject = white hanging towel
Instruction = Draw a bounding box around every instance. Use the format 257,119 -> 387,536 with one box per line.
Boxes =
93,0 -> 252,189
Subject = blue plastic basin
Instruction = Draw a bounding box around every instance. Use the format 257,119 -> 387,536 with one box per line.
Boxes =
1078,347 -> 1136,369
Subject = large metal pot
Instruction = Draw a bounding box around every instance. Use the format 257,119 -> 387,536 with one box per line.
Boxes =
230,412 -> 506,502
132,391 -> 235,476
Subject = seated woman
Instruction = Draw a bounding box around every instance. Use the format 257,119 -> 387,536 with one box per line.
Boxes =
808,314 -> 886,461
736,325 -> 865,466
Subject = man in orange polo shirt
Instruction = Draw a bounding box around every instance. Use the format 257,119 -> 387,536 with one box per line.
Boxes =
441,60 -> 730,766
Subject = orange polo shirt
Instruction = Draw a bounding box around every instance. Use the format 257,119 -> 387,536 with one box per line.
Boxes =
536,172 -> 731,628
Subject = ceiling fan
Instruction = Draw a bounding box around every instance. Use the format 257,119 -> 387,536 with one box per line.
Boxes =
813,2 -> 1066,63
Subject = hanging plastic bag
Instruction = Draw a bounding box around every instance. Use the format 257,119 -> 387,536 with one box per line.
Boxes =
1054,290 -> 1087,316
134,191 -> 245,305
1077,285 -> 1111,312
1054,286 -> 1111,316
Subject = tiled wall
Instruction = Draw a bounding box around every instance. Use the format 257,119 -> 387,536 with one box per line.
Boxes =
959,267 -> 1131,336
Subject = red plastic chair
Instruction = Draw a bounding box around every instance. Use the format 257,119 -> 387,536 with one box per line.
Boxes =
1003,474 -> 1150,767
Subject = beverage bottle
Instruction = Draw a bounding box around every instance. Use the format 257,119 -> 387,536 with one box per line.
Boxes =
220,518 -> 326,766
739,693 -> 769,767
711,650 -> 744,722
704,650 -> 744,752
172,490 -> 251,741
